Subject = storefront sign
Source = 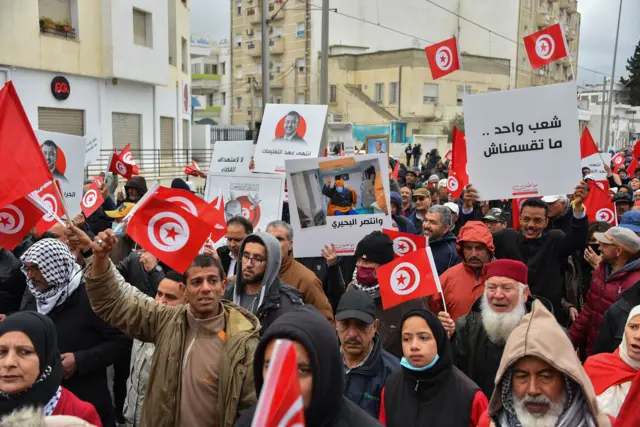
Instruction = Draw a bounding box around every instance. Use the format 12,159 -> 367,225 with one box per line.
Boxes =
51,76 -> 70,101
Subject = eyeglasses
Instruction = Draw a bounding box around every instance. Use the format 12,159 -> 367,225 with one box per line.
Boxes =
241,253 -> 266,266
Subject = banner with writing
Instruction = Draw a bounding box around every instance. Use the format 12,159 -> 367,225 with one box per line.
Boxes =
208,140 -> 253,175
253,103 -> 328,174
286,154 -> 392,258
464,82 -> 581,201
582,152 -> 611,181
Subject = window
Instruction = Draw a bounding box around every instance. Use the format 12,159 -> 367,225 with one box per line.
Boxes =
374,83 -> 384,103
236,96 -> 243,109
221,62 -> 226,75
207,94 -> 214,106
273,26 -> 284,37
389,82 -> 398,104
330,85 -> 337,103
39,0 -> 74,37
274,61 -> 283,72
38,107 -> 85,136
296,93 -> 305,104
255,96 -> 263,108
192,63 -> 201,74
181,37 -> 188,72
456,84 -> 471,105
133,8 -> 152,47
222,92 -> 227,106
296,22 -> 306,37
236,66 -> 243,80
296,58 -> 305,72
255,63 -> 262,75
235,33 -> 243,48
590,94 -> 599,104
275,96 -> 282,104
423,84 -> 438,103
236,0 -> 242,15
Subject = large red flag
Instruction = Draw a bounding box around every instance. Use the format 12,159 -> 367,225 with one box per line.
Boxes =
0,82 -> 53,208
580,128 -> 599,159
584,181 -> 616,225
633,140 -> 640,159
126,197 -> 211,273
523,23 -> 569,69
34,182 -> 65,235
120,144 -> 139,175
382,228 -> 427,259
424,37 -> 461,80
108,150 -> 135,180
0,196 -> 43,250
251,339 -> 305,427
627,157 -> 639,177
447,126 -> 468,198
377,248 -> 442,310
80,182 -> 105,218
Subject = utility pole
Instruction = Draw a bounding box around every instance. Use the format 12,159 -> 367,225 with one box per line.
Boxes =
250,77 -> 256,132
600,75 -> 607,149
604,0 -> 623,150
261,0 -> 270,107
319,0 -> 329,154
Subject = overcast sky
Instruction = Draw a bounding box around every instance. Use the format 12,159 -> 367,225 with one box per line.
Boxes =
189,0 -> 639,85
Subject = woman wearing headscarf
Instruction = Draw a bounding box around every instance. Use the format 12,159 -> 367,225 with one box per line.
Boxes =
379,309 -> 487,427
20,239 -> 130,427
0,311 -> 101,425
584,305 -> 640,417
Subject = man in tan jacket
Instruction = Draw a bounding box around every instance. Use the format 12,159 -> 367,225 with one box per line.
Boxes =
84,229 -> 260,427
478,300 -> 612,427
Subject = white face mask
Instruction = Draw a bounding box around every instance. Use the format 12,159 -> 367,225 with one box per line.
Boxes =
112,222 -> 125,238
336,186 -> 344,192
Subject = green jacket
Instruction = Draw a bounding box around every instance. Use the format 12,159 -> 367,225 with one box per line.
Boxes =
85,263 -> 260,427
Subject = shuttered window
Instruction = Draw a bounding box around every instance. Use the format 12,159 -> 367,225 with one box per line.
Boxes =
182,119 -> 189,148
133,8 -> 151,47
160,117 -> 174,165
112,113 -> 141,151
38,0 -> 71,23
38,107 -> 85,136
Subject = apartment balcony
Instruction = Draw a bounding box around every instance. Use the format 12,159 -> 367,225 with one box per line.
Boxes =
268,2 -> 285,20
269,38 -> 284,55
246,41 -> 262,57
270,72 -> 285,89
247,7 -> 261,24
537,13 -> 550,28
191,74 -> 221,94
194,106 -> 222,119
568,0 -> 578,13
559,0 -> 570,9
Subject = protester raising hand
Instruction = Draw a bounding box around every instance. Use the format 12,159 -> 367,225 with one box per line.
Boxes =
438,311 -> 455,337
321,243 -> 338,266
139,250 -> 158,273
91,230 -> 118,277
65,224 -> 93,252
572,180 -> 588,211
584,245 -> 602,269
462,184 -> 479,209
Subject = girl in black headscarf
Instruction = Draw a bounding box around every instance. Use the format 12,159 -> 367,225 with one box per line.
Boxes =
0,311 -> 101,425
379,309 -> 488,427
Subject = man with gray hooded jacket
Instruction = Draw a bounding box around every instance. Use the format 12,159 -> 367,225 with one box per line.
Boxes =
223,232 -> 303,334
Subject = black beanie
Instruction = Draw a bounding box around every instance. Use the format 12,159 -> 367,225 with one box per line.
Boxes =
354,231 -> 394,265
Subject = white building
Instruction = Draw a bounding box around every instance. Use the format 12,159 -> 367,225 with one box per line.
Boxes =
0,0 -> 191,159
190,35 -> 231,125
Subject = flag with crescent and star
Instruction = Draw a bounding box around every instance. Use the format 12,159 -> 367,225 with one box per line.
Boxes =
34,181 -> 65,235
0,196 -> 43,250
424,36 -> 461,80
382,228 -> 427,259
80,181 -> 105,218
584,180 -> 617,225
523,23 -> 569,70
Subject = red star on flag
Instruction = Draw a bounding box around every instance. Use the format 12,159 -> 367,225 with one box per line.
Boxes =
164,226 -> 180,241
396,273 -> 407,286
0,215 -> 9,227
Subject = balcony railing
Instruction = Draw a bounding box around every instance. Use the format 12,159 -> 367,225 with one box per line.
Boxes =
39,21 -> 76,39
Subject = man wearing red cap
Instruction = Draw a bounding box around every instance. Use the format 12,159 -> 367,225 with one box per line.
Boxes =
448,259 -> 533,398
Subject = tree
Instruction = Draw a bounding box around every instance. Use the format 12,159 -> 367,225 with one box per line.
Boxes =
442,113 -> 465,143
621,39 -> 640,106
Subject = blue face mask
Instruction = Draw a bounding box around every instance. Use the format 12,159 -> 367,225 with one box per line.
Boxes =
336,186 -> 344,193
400,354 -> 439,371
112,222 -> 125,238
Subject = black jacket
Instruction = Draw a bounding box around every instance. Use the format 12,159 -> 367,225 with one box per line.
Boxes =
593,281 -> 640,354
298,256 -> 346,313
22,283 -> 131,427
234,306 -> 382,427
0,249 -> 26,314
492,215 -> 588,325
116,251 -> 165,297
344,335 -> 400,418
429,232 -> 462,275
217,245 -> 234,276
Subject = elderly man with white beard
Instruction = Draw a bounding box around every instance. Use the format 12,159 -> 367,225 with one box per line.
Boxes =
448,259 -> 532,398
477,301 -> 612,427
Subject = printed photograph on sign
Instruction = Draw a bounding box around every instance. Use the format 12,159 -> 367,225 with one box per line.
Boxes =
253,104 -> 328,174
365,135 -> 389,155
35,130 -> 86,217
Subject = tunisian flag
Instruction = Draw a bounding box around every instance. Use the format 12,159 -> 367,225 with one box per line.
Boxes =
425,37 -> 461,80
447,126 -> 468,198
383,228 -> 427,259
126,197 -> 211,273
108,150 -> 135,180
251,339 -> 305,427
580,128 -> 599,159
584,180 -> 616,225
120,144 -> 139,175
612,152 -> 625,172
185,160 -> 206,178
0,82 -> 53,208
523,23 -> 569,69
80,182 -> 105,218
34,182 -> 65,235
377,248 -> 442,310
0,196 -> 43,250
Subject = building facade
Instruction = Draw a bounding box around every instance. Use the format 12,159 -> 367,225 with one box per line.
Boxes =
190,35 -> 231,125
0,0 -> 191,158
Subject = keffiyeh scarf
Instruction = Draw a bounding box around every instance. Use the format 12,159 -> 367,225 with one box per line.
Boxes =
20,239 -> 82,315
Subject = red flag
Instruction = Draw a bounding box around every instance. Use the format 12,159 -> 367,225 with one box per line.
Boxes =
0,82 -> 53,208
185,160 -> 206,178
580,128 -> 599,159
444,150 -> 453,162
391,161 -> 400,181
208,194 -> 227,242
377,248 -> 442,310
612,152 -> 625,172
154,187 -> 226,239
251,339 -> 305,427
35,182 -> 65,235
584,181 -> 616,225
633,141 -> 640,159
523,23 -> 569,69
447,126 -> 468,198
0,196 -> 43,250
80,182 -> 105,218
126,197 -> 211,273
108,150 -> 135,180
628,157 -> 639,177
424,37 -> 461,80
382,228 -> 427,259
120,144 -> 139,175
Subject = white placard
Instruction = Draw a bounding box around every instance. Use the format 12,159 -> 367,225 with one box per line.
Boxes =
286,154 -> 392,258
204,172 -> 285,243
582,152 -> 611,181
464,82 -> 581,200
35,130 -> 86,217
254,104 -> 328,174
85,136 -> 100,166
208,140 -> 253,175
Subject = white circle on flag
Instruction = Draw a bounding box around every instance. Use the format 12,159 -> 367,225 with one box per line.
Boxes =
595,182 -> 605,191
390,262 -> 420,296
0,205 -> 25,235
42,194 -> 58,222
535,34 -> 555,60
613,156 -> 624,165
115,161 -> 127,175
393,237 -> 417,256
148,212 -> 190,252
82,189 -> 98,208
123,152 -> 135,165
595,208 -> 615,224
167,196 -> 198,216
435,46 -> 453,71
447,176 -> 459,192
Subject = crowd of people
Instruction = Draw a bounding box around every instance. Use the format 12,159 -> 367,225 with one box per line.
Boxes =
1,146 -> 640,427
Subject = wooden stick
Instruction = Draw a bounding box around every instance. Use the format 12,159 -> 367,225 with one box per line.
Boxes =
51,180 -> 72,226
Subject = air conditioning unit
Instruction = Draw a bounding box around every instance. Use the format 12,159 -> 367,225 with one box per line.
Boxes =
246,28 -> 254,36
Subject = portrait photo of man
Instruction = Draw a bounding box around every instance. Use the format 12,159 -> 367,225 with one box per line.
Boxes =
274,111 -> 306,143
41,140 -> 68,183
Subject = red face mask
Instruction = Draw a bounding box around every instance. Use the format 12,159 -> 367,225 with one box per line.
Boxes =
356,266 -> 378,286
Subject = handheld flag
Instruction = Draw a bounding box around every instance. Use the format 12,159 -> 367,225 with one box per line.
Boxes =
120,144 -> 139,175
424,37 -> 461,80
444,150 -> 453,162
32,182 -> 66,235
0,196 -> 43,250
447,126 -> 468,198
208,193 -> 227,242
584,181 -> 616,225
612,152 -> 625,172
108,150 -> 135,180
80,182 -> 105,218
628,157 -> 639,178
523,23 -> 569,70
391,161 -> 400,181
580,128 -> 599,159
382,228 -> 427,259
185,160 -> 206,178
